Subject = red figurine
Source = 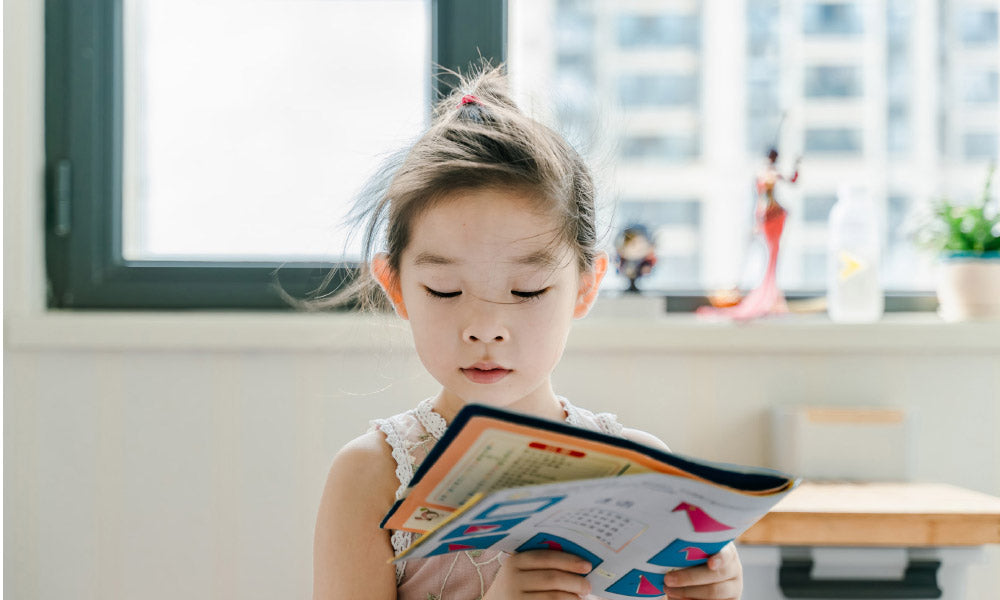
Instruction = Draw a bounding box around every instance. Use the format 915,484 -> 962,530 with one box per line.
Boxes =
699,147 -> 800,321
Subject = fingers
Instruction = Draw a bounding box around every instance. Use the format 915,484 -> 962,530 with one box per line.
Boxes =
509,549 -> 593,574
663,545 -> 742,600
664,578 -> 741,600
517,569 -> 591,597
499,550 -> 592,598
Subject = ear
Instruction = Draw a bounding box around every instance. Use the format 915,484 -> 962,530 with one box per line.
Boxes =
371,253 -> 408,320
573,251 -> 608,319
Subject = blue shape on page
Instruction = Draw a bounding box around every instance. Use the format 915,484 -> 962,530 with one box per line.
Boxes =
474,496 -> 564,520
515,532 -> 603,570
425,533 -> 509,557
647,538 -> 732,567
442,516 -> 528,540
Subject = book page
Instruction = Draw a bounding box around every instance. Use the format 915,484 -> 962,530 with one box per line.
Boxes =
396,473 -> 795,600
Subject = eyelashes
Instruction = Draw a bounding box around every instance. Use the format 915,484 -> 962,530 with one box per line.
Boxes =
423,287 -> 549,301
424,287 -> 461,299
511,289 -> 549,300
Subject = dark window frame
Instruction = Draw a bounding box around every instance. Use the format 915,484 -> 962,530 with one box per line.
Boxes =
45,0 -> 507,309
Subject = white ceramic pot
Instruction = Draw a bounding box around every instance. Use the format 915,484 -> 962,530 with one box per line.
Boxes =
935,252 -> 1000,322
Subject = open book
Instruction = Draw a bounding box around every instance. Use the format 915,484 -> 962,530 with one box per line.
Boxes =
381,404 -> 797,599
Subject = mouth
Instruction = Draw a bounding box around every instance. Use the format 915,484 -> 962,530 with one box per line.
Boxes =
461,363 -> 512,384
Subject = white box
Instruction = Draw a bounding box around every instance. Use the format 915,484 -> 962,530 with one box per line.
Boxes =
770,406 -> 912,481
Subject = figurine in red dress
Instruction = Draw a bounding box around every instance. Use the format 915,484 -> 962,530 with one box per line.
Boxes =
699,148 -> 800,321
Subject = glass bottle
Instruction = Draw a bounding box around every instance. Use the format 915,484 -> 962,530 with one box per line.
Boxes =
827,184 -> 884,322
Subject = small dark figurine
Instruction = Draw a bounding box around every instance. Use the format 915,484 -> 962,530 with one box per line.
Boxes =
615,224 -> 658,293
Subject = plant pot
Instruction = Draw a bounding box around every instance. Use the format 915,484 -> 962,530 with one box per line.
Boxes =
935,252 -> 1000,322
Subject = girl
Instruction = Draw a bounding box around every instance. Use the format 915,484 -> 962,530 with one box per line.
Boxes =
312,66 -> 743,600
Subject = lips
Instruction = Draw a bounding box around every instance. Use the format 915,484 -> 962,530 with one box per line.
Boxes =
461,362 -> 512,384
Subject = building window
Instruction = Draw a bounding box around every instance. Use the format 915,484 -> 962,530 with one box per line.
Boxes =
618,74 -> 699,107
804,65 -> 863,97
964,133 -> 999,159
804,128 -> 863,154
959,8 -> 999,45
617,13 -> 700,49
803,195 -> 837,223
963,69 -> 999,104
803,2 -> 864,36
620,135 -> 700,163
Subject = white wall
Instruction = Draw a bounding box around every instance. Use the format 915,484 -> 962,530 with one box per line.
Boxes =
5,1 -> 999,598
5,321 -> 1000,599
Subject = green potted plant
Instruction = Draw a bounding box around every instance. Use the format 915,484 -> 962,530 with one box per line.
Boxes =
913,164 -> 1000,321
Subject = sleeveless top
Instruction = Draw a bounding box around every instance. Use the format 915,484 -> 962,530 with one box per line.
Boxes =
370,397 -> 626,600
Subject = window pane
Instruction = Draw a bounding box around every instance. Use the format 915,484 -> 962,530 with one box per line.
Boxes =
803,2 -> 864,36
617,14 -> 700,49
963,69 -> 999,103
617,73 -> 699,107
959,7 -> 998,45
620,135 -> 700,163
805,128 -> 863,154
804,65 -> 863,97
122,0 -> 429,262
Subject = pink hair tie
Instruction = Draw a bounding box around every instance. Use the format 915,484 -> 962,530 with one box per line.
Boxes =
459,94 -> 479,107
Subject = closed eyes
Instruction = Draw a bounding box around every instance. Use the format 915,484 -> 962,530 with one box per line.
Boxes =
423,287 -> 550,301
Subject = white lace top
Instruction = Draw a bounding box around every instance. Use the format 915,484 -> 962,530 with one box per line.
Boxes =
370,397 -> 625,600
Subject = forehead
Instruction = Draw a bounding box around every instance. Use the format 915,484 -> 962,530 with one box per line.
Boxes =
404,188 -> 572,268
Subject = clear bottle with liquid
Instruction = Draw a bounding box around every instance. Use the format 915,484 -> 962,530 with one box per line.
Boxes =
827,184 -> 884,322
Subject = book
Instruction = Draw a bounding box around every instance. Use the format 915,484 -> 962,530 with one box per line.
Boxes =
381,403 -> 798,599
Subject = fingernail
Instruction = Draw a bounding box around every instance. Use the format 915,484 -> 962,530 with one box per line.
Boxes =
664,574 -> 678,586
579,562 -> 593,573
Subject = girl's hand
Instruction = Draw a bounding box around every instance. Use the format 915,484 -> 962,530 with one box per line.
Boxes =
663,543 -> 742,600
483,550 -> 593,600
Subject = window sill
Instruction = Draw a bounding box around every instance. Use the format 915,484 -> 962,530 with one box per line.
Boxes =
5,311 -> 999,353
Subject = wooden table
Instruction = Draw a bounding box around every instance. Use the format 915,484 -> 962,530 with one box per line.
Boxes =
736,482 -> 1000,599
739,482 -> 1000,546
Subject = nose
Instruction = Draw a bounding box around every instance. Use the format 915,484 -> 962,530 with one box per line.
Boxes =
462,305 -> 509,344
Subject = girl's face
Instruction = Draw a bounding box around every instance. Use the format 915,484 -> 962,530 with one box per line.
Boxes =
374,187 -> 606,420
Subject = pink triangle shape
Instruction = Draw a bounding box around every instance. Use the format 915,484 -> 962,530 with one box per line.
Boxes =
464,524 -> 500,535
448,543 -> 475,551
636,575 -> 662,595
683,546 -> 710,560
543,540 -> 563,551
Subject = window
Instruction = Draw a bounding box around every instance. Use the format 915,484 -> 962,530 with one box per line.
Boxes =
963,69 -> 999,103
804,65 -> 863,98
959,7 -> 999,45
803,2 -> 864,36
617,13 -> 700,49
617,74 -> 699,108
51,0 -> 999,307
803,195 -> 837,223
804,128 -> 863,154
964,133 -> 999,159
45,0 -> 505,308
509,0 -> 998,298
620,135 -> 700,163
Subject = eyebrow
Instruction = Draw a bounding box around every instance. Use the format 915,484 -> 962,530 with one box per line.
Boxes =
412,250 -> 561,268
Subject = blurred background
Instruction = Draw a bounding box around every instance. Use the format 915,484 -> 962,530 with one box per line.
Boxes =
119,0 -> 998,295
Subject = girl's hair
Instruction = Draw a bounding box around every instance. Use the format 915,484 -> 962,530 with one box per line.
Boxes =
301,63 -> 599,311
